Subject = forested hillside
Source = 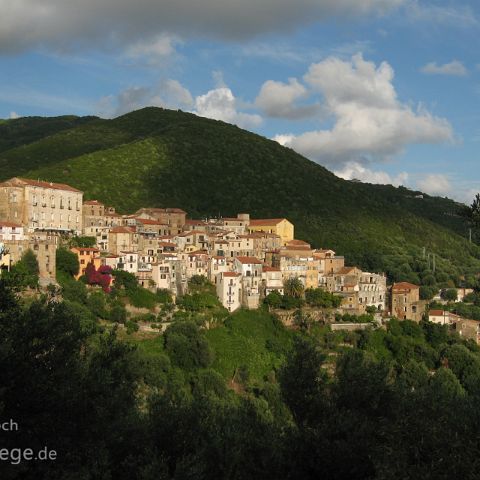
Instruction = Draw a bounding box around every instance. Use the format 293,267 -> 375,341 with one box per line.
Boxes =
1,108 -> 479,288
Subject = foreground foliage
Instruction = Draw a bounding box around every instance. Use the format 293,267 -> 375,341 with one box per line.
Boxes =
3,275 -> 480,479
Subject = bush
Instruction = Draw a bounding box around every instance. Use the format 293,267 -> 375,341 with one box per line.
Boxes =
110,303 -> 127,323
125,320 -> 139,335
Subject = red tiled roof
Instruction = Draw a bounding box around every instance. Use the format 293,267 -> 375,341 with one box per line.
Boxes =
392,282 -> 420,292
286,239 -> 310,246
223,272 -> 241,277
109,226 -> 134,234
236,256 -> 262,264
0,221 -> 22,228
336,267 -> 357,275
84,200 -> 104,206
71,247 -> 99,252
158,242 -> 176,247
262,266 -> 280,272
189,250 -> 208,256
2,177 -> 82,193
249,218 -> 288,226
429,310 -> 446,316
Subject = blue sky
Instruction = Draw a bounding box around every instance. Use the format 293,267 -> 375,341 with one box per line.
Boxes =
0,0 -> 479,202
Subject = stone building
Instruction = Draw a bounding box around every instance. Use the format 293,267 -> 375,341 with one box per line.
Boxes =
391,282 -> 426,322
0,177 -> 83,235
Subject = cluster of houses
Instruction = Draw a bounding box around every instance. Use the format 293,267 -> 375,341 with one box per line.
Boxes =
2,177 -> 476,340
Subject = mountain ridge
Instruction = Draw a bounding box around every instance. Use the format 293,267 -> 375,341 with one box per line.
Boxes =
0,107 -> 478,287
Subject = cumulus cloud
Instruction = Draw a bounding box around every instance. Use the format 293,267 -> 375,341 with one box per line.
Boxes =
97,80 -> 261,129
194,87 -> 262,129
334,161 -> 408,186
277,54 -> 452,167
255,78 -> 319,119
97,79 -> 194,117
0,0 -> 404,53
9,111 -> 20,119
273,134 -> 296,146
417,174 -> 452,197
421,60 -> 467,76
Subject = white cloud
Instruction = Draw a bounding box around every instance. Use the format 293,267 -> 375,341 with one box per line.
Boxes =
124,34 -> 179,64
334,161 -> 408,186
97,79 -> 194,117
277,54 -> 452,167
194,87 -> 262,129
417,174 -> 452,197
9,111 -> 20,119
273,134 -> 296,146
98,80 -> 261,129
406,1 -> 478,28
421,60 -> 467,76
0,0 -> 404,53
255,78 -> 319,119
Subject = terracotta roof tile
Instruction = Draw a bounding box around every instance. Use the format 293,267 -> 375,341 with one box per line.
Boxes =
236,256 -> 262,264
2,177 -> 82,193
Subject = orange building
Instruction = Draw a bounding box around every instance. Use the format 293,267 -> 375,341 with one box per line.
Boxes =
70,247 -> 102,279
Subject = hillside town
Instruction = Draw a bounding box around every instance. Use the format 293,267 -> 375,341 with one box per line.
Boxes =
0,176 -> 477,341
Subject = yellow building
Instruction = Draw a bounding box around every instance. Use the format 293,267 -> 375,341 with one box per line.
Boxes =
248,218 -> 294,245
70,247 -> 102,280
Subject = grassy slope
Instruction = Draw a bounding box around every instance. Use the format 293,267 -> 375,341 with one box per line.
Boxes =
205,310 -> 294,380
0,107 -> 478,279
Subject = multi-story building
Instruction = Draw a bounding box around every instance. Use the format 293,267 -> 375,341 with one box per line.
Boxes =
248,218 -> 294,245
216,271 -> 242,312
261,266 -> 284,296
135,208 -> 187,235
391,282 -> 426,322
108,226 -> 138,255
0,177 -> 83,234
208,256 -> 229,284
0,221 -> 26,241
70,247 -> 101,280
234,256 -> 263,309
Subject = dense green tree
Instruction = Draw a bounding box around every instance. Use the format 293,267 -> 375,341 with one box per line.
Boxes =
164,321 -> 213,370
305,287 -> 342,308
56,247 -> 79,277
441,288 -> 458,302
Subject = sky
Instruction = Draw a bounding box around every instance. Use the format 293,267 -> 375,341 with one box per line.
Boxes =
0,0 -> 479,203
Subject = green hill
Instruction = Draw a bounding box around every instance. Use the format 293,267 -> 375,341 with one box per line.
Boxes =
0,107 -> 478,287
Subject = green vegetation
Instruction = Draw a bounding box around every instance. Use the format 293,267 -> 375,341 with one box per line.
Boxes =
305,287 -> 342,308
3,249 -> 39,289
56,247 -> 79,277
4,270 -> 480,478
1,108 -> 478,288
205,309 -> 294,380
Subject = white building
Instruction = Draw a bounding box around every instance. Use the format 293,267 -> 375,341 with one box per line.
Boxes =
216,271 -> 242,312
0,221 -> 25,241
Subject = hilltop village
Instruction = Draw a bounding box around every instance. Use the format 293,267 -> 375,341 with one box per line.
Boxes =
0,176 -> 476,337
